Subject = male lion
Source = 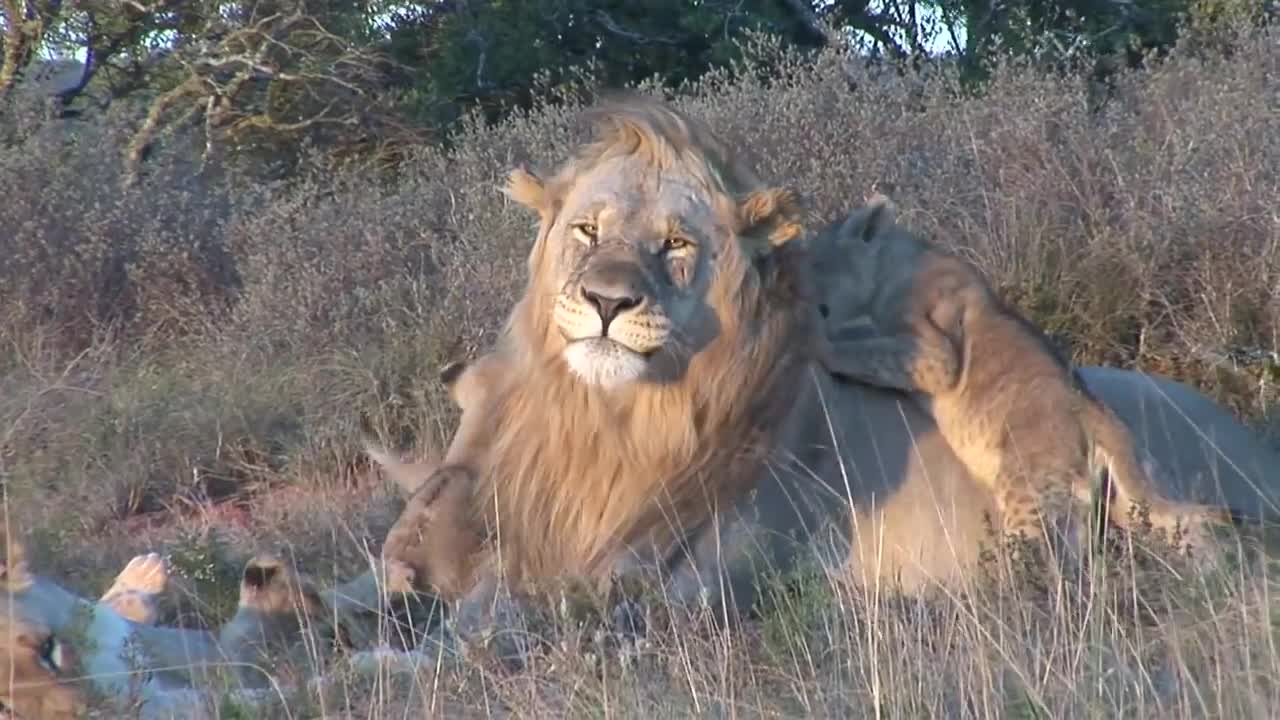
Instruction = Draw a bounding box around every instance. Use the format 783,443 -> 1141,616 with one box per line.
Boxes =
806,194 -> 1237,563
368,96 -> 1277,629
448,94 -> 817,600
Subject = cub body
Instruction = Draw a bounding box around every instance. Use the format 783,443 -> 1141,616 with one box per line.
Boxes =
809,195 -> 1233,560
365,352 -> 503,601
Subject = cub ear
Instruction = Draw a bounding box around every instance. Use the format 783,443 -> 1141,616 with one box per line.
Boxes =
738,187 -> 805,253
837,192 -> 897,245
502,166 -> 549,214
439,357 -> 481,411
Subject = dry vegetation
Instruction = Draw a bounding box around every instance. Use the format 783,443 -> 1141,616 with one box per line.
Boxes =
1,22 -> 1278,719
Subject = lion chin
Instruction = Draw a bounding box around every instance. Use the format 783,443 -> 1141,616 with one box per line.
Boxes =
562,337 -> 650,388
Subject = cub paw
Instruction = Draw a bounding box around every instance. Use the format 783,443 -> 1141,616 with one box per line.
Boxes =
100,552 -> 170,624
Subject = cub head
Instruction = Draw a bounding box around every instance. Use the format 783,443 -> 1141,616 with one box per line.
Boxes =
505,96 -> 807,390
219,554 -> 335,672
809,192 -> 898,324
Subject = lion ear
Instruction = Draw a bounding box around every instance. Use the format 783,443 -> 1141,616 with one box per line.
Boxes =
502,166 -> 549,214
738,187 -> 804,252
837,193 -> 896,245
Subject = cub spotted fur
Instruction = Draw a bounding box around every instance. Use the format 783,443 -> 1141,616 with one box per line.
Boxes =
809,194 -> 1235,561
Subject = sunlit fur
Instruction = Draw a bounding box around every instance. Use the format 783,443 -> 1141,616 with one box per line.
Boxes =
467,95 -> 817,585
809,194 -> 1237,557
373,99 -> 1274,605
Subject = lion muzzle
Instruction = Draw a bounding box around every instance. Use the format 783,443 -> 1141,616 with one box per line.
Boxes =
556,258 -> 666,352
555,258 -> 672,387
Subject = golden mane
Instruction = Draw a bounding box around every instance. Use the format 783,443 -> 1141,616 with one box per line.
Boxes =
473,96 -> 816,585
568,95 -> 764,196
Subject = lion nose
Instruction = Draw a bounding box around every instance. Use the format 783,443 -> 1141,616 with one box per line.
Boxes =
582,287 -> 642,330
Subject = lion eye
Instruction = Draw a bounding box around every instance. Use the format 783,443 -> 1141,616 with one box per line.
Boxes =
38,635 -> 62,673
663,236 -> 691,253
571,223 -> 598,246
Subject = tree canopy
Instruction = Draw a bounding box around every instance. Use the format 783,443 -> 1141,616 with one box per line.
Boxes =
1,0 -> 1268,178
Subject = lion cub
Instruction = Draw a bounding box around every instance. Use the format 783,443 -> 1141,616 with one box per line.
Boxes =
367,353 -> 502,601
808,194 -> 1233,561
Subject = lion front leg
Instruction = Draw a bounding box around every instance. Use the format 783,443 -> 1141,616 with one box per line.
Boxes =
655,509 -> 778,623
820,319 -> 959,395
447,559 -> 546,670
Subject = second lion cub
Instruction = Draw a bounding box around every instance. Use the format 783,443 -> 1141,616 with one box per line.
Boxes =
364,352 -> 505,601
809,194 -> 1233,563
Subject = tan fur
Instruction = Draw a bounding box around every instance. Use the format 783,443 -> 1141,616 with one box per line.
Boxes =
458,94 -> 817,589
809,194 -> 1235,559
439,352 -> 505,466
376,461 -> 487,602
357,354 -> 503,602
0,530 -> 87,720
365,98 -> 1273,618
98,552 -> 169,625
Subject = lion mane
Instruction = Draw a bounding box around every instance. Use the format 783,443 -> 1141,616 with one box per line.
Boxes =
463,95 -> 819,587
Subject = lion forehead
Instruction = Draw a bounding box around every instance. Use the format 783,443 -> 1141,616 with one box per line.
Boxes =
560,159 -> 724,235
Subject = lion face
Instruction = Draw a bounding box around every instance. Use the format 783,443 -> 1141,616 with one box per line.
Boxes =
546,156 -> 725,387
508,149 -> 803,390
0,596 -> 87,720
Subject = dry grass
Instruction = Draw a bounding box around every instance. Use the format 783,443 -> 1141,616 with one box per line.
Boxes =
1,21 -> 1278,719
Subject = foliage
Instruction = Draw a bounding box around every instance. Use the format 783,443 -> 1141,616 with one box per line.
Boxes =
6,0 -> 1273,175
382,0 -> 830,131
2,11 -> 1276,575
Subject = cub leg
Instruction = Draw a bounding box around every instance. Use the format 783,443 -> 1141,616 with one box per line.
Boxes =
994,479 -> 1088,578
819,319 -> 959,395
381,464 -> 485,602
1081,401 -> 1234,554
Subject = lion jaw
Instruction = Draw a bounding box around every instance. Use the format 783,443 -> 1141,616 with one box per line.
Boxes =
562,337 -> 650,388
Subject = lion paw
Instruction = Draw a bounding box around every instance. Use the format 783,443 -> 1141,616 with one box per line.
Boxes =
115,553 -> 170,594
346,647 -> 434,677
100,552 -> 170,624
